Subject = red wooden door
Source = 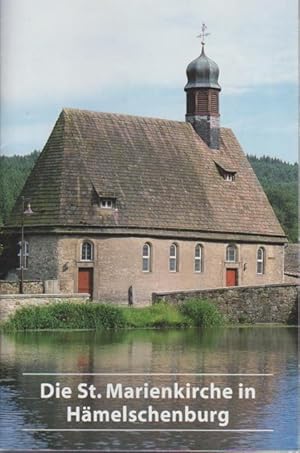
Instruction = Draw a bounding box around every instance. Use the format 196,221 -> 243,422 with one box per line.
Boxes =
226,268 -> 238,287
78,268 -> 93,297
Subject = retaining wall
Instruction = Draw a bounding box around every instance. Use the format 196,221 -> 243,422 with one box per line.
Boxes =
0,293 -> 90,321
153,284 -> 298,324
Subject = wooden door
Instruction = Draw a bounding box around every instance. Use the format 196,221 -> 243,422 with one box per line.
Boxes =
226,268 -> 238,287
78,268 -> 93,297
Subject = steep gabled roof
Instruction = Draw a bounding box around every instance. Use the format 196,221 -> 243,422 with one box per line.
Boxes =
8,112 -> 66,225
7,108 -> 285,239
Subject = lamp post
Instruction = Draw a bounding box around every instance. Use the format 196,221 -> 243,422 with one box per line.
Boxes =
20,196 -> 34,294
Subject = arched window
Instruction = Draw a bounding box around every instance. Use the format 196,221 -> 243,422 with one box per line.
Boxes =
226,244 -> 237,263
142,243 -> 151,272
257,247 -> 265,274
81,241 -> 94,261
194,244 -> 203,272
17,241 -> 29,269
169,243 -> 178,272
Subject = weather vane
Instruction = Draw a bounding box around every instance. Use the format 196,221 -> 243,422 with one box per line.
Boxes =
197,23 -> 210,47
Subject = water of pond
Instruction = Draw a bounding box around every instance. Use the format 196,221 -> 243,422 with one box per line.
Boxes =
0,327 -> 298,451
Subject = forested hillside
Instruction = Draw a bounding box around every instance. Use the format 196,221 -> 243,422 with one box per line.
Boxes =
247,155 -> 298,243
0,151 -> 298,242
0,151 -> 40,226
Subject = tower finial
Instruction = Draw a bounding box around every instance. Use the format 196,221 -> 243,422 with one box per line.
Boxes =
186,24 -> 221,149
197,23 -> 210,49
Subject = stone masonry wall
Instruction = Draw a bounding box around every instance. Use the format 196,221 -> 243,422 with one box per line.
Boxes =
57,235 -> 284,304
153,284 -> 298,324
23,235 -> 59,281
0,280 -> 44,295
284,273 -> 300,285
0,294 -> 90,322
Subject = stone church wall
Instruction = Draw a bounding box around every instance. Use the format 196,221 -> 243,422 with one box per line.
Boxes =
54,235 -> 284,304
22,235 -> 59,281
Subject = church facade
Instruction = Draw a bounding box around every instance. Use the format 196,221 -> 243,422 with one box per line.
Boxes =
5,41 -> 286,303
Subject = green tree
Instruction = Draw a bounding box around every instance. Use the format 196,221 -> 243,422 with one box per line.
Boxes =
247,155 -> 298,242
0,150 -> 40,225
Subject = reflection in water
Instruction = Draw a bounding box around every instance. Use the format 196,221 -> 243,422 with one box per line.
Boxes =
0,327 -> 298,450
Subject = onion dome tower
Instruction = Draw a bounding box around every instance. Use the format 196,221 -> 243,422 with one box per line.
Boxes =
185,24 -> 221,149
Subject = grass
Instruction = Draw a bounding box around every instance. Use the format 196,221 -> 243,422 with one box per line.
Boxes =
2,299 -> 225,331
179,299 -> 224,327
122,303 -> 190,328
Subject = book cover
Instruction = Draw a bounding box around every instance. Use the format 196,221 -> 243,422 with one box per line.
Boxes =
0,1 -> 298,452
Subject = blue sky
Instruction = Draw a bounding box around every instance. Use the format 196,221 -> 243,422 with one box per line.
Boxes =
0,0 -> 298,162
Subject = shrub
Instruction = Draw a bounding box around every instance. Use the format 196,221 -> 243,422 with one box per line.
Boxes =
92,304 -> 125,329
4,302 -> 126,331
179,299 -> 224,327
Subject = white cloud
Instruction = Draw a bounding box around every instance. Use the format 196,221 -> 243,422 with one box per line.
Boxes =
0,0 -> 297,104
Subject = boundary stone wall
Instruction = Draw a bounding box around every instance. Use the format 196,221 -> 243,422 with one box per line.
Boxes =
0,280 -> 44,295
153,284 -> 298,324
0,293 -> 90,321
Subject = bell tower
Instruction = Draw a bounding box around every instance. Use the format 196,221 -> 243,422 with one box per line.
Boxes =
185,24 -> 221,149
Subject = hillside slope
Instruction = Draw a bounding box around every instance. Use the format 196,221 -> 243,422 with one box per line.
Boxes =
247,155 -> 297,242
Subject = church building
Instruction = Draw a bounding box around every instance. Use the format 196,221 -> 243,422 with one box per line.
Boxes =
5,36 -> 286,303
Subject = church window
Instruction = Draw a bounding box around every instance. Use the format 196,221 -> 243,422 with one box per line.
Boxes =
169,243 -> 178,272
226,244 -> 237,263
142,243 -> 151,272
214,163 -> 236,181
224,172 -> 235,181
194,244 -> 203,272
257,247 -> 265,274
17,241 -> 29,269
81,241 -> 94,261
100,198 -> 115,209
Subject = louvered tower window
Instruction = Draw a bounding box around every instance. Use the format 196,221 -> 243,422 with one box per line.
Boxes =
210,91 -> 219,114
187,92 -> 195,115
195,90 -> 209,115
